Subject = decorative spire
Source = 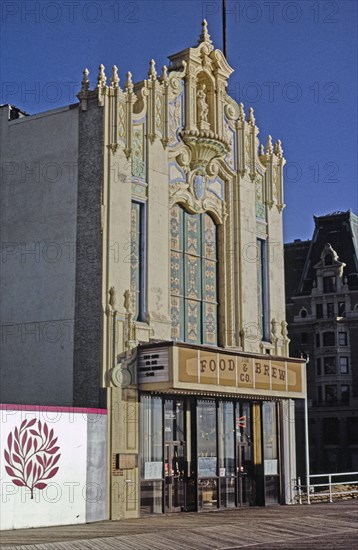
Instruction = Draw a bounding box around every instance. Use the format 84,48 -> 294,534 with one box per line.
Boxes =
110,65 -> 120,88
148,59 -> 157,81
238,102 -> 245,122
126,71 -> 133,93
248,107 -> 255,126
97,64 -> 107,88
266,135 -> 273,155
259,144 -> 265,156
274,139 -> 283,158
81,68 -> 90,92
197,19 -> 213,46
161,65 -> 169,83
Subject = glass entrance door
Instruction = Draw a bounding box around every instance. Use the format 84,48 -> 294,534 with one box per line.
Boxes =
164,441 -> 185,512
164,399 -> 185,512
237,442 -> 250,506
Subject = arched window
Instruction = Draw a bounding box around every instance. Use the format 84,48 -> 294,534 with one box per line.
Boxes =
170,204 -> 218,345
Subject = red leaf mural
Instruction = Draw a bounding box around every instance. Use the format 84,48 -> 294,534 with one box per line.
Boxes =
43,466 -> 59,480
27,419 -> 37,428
47,446 -> 59,455
34,482 -> 47,490
26,461 -> 32,478
12,479 -> 26,487
5,465 -> 16,477
4,420 -> 61,499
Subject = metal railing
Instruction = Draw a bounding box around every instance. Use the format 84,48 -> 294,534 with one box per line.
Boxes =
297,472 -> 358,504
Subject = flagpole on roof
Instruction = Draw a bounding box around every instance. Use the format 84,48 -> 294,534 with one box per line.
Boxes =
223,0 -> 227,58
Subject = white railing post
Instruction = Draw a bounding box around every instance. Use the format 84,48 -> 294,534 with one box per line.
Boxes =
304,358 -> 311,505
298,477 -> 302,505
329,474 -> 332,503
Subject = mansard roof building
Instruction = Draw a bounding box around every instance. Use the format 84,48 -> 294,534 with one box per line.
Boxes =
285,210 -> 358,475
0,22 -> 305,529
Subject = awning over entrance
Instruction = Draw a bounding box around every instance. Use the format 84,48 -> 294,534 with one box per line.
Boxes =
138,342 -> 306,399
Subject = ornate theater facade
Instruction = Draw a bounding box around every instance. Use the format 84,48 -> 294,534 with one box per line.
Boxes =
84,21 -> 306,518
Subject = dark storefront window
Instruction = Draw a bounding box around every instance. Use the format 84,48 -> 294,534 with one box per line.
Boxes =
140,395 -> 163,514
197,400 -> 218,509
262,402 -> 279,504
218,401 -> 235,507
139,395 -> 279,514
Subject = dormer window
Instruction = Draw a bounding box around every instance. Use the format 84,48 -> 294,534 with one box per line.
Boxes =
324,253 -> 333,266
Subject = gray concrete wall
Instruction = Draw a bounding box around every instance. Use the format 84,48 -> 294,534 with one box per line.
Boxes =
0,104 -> 79,405
86,413 -> 108,522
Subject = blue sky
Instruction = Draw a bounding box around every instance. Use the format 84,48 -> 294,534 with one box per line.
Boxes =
1,0 -> 357,241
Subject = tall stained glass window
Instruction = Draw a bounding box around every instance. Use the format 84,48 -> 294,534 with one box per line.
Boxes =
170,204 -> 218,345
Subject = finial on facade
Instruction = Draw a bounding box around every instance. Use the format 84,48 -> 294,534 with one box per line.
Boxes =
126,71 -> 133,93
238,102 -> 245,122
149,59 -> 157,81
259,144 -> 265,156
97,64 -> 107,88
248,107 -> 255,126
266,135 -> 274,155
274,139 -> 283,158
81,68 -> 90,92
198,19 -> 213,46
110,65 -> 120,88
161,65 -> 169,83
